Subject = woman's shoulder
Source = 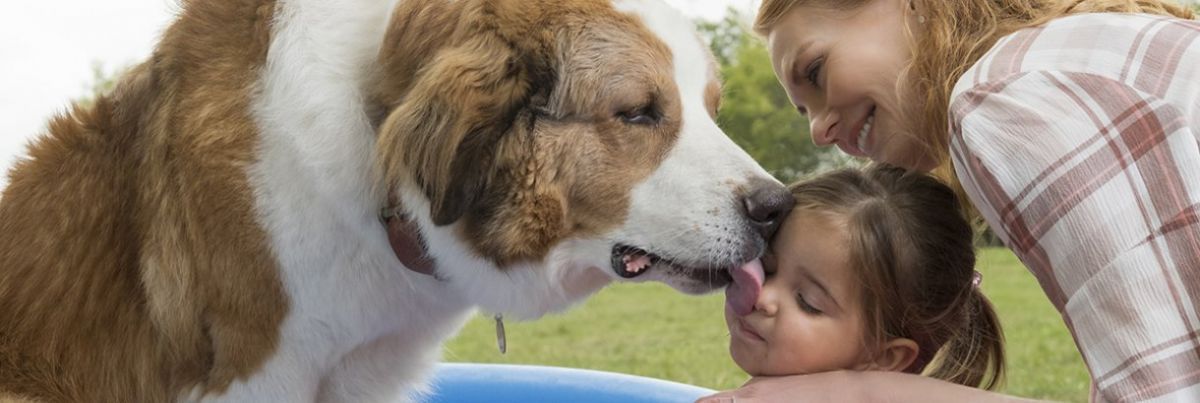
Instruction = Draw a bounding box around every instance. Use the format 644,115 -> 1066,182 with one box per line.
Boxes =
948,12 -> 1200,218
953,12 -> 1199,99
1041,11 -> 1185,30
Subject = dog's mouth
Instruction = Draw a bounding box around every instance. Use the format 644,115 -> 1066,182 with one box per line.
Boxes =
610,243 -> 734,285
611,244 -> 661,278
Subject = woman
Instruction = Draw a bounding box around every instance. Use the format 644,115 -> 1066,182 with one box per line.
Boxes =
701,0 -> 1200,401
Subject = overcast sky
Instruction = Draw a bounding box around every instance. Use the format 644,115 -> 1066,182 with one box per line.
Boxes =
0,0 -> 755,188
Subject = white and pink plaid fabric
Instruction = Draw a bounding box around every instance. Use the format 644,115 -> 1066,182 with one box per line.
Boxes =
949,12 -> 1200,402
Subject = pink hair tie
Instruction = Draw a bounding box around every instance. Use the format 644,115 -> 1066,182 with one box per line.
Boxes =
971,270 -> 983,289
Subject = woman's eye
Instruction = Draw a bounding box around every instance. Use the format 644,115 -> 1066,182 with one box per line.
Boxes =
805,57 -> 824,88
617,105 -> 660,125
796,292 -> 822,315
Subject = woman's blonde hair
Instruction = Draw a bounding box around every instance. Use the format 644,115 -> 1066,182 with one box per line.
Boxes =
755,0 -> 1193,197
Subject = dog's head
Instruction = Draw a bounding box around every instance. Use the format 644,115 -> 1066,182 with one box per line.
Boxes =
373,0 -> 792,318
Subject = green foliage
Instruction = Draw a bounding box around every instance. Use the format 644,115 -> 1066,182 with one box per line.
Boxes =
697,9 -> 858,183
696,13 -> 742,68
444,248 -> 1090,401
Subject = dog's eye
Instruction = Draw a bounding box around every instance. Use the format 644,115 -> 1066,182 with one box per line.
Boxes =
617,105 -> 660,126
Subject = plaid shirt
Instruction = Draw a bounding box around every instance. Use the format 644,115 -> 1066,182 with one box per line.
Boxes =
949,13 -> 1200,402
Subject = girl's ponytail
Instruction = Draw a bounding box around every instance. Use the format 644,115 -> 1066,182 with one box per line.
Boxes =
924,287 -> 1006,390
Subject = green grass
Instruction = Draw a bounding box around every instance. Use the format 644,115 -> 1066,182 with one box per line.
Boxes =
975,249 -> 1091,402
443,248 -> 1090,401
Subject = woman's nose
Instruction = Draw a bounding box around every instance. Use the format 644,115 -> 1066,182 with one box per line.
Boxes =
809,113 -> 838,146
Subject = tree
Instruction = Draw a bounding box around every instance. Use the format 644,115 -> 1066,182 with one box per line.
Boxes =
698,10 -> 857,183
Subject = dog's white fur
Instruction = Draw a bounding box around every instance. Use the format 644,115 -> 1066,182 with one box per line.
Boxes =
230,0 -> 462,400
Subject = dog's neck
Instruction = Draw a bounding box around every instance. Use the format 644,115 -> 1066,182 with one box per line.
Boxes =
382,197 -> 510,354
381,200 -> 438,278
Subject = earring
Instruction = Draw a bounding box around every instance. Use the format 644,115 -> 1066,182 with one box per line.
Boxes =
909,0 -> 926,24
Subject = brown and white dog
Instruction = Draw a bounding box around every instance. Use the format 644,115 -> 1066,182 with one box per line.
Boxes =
0,0 -> 791,401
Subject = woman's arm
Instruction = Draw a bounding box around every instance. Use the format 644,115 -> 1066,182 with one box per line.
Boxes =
696,371 -> 1042,403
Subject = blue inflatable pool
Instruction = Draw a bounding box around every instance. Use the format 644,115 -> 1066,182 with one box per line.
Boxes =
416,363 -> 715,402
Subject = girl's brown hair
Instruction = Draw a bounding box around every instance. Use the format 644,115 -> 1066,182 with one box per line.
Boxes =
788,164 -> 1004,389
755,0 -> 1193,197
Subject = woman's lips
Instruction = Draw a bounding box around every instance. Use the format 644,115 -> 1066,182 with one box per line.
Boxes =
834,107 -> 875,158
835,138 -> 866,158
857,109 -> 875,154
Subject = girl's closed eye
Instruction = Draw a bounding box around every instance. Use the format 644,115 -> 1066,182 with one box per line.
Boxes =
795,292 -> 822,315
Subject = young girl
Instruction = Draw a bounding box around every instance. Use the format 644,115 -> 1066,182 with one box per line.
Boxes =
724,164 -> 1004,390
704,0 -> 1200,401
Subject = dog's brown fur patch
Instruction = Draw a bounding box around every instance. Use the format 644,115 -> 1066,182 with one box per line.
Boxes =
0,0 -> 286,401
375,0 -> 683,266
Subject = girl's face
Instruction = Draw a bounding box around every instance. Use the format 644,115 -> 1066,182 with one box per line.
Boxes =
766,0 -> 935,170
725,210 -> 871,376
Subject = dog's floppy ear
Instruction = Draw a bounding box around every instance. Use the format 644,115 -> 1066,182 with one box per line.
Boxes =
377,27 -> 551,226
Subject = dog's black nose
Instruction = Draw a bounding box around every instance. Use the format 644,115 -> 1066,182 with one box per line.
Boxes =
743,179 -> 794,239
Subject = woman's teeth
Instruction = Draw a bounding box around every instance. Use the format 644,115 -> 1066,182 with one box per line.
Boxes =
857,113 -> 874,153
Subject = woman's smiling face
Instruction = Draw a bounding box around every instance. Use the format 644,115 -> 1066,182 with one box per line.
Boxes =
766,0 -> 935,170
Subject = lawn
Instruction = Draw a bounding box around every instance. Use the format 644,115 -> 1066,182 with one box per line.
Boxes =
442,248 -> 1090,402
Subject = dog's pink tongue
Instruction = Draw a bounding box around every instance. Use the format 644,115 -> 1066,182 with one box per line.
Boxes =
725,259 -> 764,316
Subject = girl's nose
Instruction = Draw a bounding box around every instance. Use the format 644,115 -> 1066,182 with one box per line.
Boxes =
754,282 -> 779,316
